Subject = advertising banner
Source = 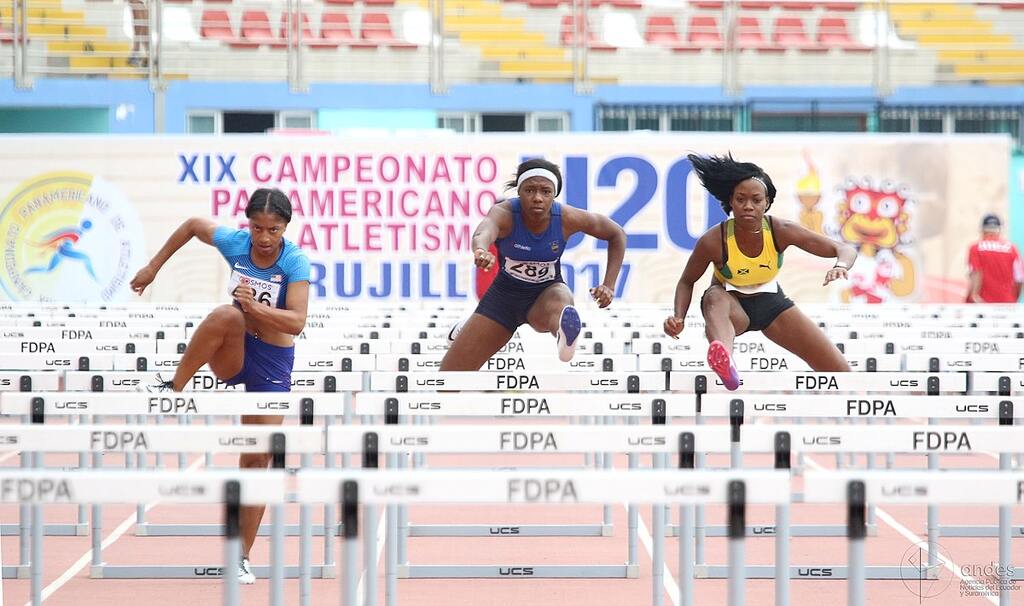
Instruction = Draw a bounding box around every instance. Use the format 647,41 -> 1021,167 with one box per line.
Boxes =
0,133 -> 1009,304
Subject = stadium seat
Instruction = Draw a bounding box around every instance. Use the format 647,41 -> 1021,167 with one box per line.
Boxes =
232,10 -> 275,49
592,0 -> 642,8
353,13 -> 416,50
364,0 -> 397,5
199,10 -> 237,45
822,2 -> 858,9
526,0 -> 563,7
685,14 -> 723,50
690,0 -> 724,8
644,15 -> 683,49
738,16 -> 780,51
560,15 -> 615,51
324,0 -> 357,4
320,12 -> 353,47
816,15 -> 869,51
773,16 -> 823,51
274,12 -> 326,49
779,1 -> 815,10
740,1 -> 773,9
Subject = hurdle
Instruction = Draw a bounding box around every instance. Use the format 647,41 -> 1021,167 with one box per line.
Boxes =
687,393 -> 1018,580
0,391 -> 344,580
0,470 -> 286,606
354,391 -> 688,579
805,471 -> 1024,606
295,468 -> 791,606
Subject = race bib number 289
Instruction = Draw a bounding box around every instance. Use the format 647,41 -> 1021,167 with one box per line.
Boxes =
504,259 -> 556,284
228,270 -> 282,306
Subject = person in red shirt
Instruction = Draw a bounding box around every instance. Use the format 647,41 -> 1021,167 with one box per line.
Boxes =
966,214 -> 1023,303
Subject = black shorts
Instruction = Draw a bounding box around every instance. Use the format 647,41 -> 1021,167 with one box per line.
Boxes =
733,288 -> 795,333
702,286 -> 795,333
474,274 -> 564,333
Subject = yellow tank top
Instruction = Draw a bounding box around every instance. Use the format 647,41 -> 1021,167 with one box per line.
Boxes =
712,217 -> 784,288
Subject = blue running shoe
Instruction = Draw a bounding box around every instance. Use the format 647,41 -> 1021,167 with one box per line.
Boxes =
556,305 -> 581,362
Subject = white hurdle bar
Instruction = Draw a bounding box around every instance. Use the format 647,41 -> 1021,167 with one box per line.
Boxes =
805,471 -> 1024,606
0,470 -> 286,606
296,469 -> 791,606
0,392 -> 346,585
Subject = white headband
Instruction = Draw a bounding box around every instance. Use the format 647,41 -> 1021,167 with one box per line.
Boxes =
750,176 -> 767,189
517,168 -> 560,194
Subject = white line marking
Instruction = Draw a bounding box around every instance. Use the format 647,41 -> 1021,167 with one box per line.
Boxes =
804,455 -> 999,606
27,456 -> 205,605
632,504 -> 681,606
356,506 -> 387,605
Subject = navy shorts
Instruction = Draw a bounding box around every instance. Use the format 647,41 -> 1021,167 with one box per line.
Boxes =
475,274 -> 564,333
225,332 -> 295,392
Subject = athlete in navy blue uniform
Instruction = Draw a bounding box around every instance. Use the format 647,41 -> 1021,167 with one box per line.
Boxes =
442,159 -> 626,370
129,188 -> 309,584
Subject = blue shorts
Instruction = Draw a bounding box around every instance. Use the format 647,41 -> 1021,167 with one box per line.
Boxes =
474,273 -> 564,333
225,333 -> 295,392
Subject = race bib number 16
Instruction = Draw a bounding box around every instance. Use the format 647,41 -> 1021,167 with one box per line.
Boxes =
504,259 -> 556,284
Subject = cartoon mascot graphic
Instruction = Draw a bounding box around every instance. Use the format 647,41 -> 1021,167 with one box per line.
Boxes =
835,178 -> 916,303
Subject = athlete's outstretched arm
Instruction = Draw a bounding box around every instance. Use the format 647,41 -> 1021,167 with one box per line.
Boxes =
774,218 -> 857,286
664,233 -> 716,338
565,208 -> 626,308
470,203 -> 514,272
130,217 -> 218,294
235,279 -> 309,335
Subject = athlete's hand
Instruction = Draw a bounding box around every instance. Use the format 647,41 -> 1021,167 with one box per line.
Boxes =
233,285 -> 256,313
823,266 -> 848,286
590,284 -> 613,308
473,248 -> 496,272
129,264 -> 157,295
663,316 -> 684,339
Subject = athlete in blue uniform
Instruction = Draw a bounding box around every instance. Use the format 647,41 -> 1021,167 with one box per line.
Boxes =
129,188 -> 309,584
442,159 -> 626,370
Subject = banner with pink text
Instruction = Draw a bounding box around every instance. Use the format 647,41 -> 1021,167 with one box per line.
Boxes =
0,133 -> 1010,304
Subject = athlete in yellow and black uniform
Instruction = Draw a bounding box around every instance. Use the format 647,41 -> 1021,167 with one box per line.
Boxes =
663,153 -> 857,390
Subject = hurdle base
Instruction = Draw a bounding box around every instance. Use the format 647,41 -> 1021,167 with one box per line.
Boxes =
0,523 -> 88,536
2,565 -> 29,579
694,565 -> 935,580
939,525 -> 1024,538
667,524 -> 878,538
90,564 -> 337,579
398,564 -> 639,579
408,524 -> 611,537
134,523 -> 337,537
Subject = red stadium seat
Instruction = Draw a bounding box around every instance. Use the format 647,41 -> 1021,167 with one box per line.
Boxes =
685,15 -> 722,50
320,12 -> 354,47
526,0 -> 563,7
232,10 -> 275,49
645,15 -> 683,48
560,14 -> 615,51
822,2 -> 858,10
324,0 -> 356,4
779,1 -> 815,10
275,12 -> 326,49
737,16 -> 780,51
773,16 -> 823,51
353,13 -> 416,50
364,0 -> 397,5
740,1 -> 773,9
199,10 -> 237,44
816,16 -> 869,51
690,0 -> 723,8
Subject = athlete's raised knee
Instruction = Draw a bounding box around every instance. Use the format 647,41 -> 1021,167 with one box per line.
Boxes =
701,287 -> 730,314
208,304 -> 245,329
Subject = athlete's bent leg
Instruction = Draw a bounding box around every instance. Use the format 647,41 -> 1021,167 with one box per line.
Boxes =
440,313 -> 515,371
700,286 -> 750,390
526,283 -> 578,361
169,304 -> 246,391
762,306 -> 850,371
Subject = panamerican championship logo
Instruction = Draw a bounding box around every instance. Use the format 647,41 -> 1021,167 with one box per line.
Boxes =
0,171 -> 144,302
